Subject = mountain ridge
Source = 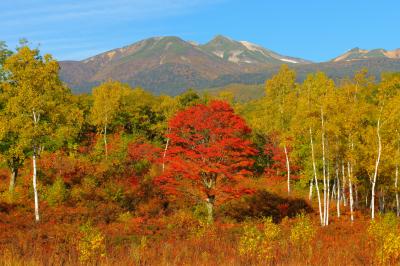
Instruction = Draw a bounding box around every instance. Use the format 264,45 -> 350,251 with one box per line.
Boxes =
58,35 -> 400,95
332,47 -> 400,62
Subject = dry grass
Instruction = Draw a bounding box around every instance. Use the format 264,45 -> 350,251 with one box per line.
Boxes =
0,205 -> 381,266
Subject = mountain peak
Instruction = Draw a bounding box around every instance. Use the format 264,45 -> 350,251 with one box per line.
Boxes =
333,47 -> 400,62
211,35 -> 234,42
59,35 -> 313,95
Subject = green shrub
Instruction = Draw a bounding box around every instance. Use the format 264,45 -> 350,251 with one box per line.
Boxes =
0,190 -> 20,204
46,177 -> 68,207
117,211 -> 133,223
71,176 -> 98,202
104,182 -> 125,204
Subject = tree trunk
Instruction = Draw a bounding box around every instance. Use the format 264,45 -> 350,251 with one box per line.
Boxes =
104,124 -> 108,159
342,161 -> 347,206
162,138 -> 170,173
309,179 -> 313,200
371,118 -> 382,220
284,144 -> 291,195
310,128 -> 323,225
33,151 -> 40,222
9,167 -> 18,192
32,110 -> 40,222
336,163 -> 340,217
326,161 -> 330,226
206,196 -> 215,224
321,108 -> 327,226
348,162 -> 354,222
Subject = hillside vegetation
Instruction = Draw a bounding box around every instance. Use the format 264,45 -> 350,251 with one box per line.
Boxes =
1,44 -> 400,265
58,36 -> 400,95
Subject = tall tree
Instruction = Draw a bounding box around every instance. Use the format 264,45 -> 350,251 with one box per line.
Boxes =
156,101 -> 256,223
90,81 -> 128,159
0,46 -> 82,221
264,64 -> 297,195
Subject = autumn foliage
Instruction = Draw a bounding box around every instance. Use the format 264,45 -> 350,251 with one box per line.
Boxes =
2,45 -> 400,265
156,101 -> 256,220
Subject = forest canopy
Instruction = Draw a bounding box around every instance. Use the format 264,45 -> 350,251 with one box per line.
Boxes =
1,44 -> 400,265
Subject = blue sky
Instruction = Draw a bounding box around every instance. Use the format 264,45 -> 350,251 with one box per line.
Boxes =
1,0 -> 399,62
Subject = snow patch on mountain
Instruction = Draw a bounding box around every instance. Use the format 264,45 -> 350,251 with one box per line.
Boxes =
240,41 -> 262,52
280,58 -> 298,64
213,51 -> 224,58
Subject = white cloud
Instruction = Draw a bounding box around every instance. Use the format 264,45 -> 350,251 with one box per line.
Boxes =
0,0 -> 227,60
1,0 -> 224,27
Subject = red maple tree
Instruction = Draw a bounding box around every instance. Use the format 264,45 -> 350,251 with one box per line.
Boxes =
155,101 -> 256,222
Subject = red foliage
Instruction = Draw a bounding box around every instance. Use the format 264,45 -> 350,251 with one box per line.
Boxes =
155,101 -> 257,205
127,141 -> 161,164
39,152 -> 93,184
77,132 -> 97,154
126,140 -> 162,188
264,141 -> 300,180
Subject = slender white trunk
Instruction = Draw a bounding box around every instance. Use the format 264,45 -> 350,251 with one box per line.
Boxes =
283,144 -> 291,195
104,124 -> 108,159
310,128 -> 323,225
162,138 -> 170,173
33,150 -> 39,222
321,108 -> 327,226
336,163 -> 340,217
396,164 -> 399,217
326,161 -> 330,225
309,179 -> 313,200
371,118 -> 382,220
348,162 -> 354,222
32,110 -> 40,222
342,162 -> 347,206
332,181 -> 336,201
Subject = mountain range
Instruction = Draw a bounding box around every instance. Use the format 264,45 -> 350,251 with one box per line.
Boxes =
59,35 -> 400,95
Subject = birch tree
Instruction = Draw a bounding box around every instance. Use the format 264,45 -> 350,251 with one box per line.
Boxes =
90,81 -> 127,159
1,46 -> 82,222
265,65 -> 296,195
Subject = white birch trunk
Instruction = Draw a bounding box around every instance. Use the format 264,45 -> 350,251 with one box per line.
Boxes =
310,127 -> 323,225
321,108 -> 327,226
371,118 -> 382,220
348,162 -> 354,222
32,110 -> 40,222
342,161 -> 347,207
104,123 -> 108,159
32,151 -> 40,222
326,161 -> 330,225
283,144 -> 291,195
336,163 -> 340,217
162,138 -> 170,173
